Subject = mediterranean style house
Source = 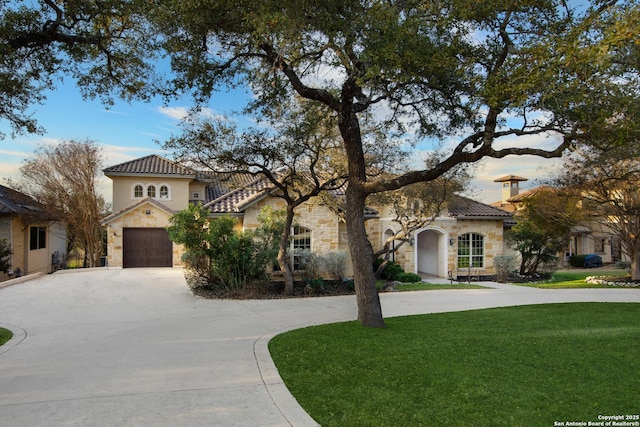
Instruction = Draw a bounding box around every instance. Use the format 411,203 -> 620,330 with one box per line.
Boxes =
101,155 -> 515,279
0,184 -> 67,282
490,175 -> 622,265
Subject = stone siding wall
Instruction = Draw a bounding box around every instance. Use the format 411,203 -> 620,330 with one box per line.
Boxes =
105,203 -> 184,268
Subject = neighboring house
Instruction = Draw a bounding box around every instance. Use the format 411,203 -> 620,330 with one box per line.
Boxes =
0,185 -> 67,282
102,155 -> 514,279
490,175 -> 622,265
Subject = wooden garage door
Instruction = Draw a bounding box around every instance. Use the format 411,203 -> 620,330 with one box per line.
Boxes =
123,228 -> 172,268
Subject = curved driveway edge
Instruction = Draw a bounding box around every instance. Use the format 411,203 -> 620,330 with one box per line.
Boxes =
1,269 -> 639,426
253,333 -> 320,427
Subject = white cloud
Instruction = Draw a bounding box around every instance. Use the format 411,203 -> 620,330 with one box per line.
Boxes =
156,106 -> 224,122
98,108 -> 128,116
0,148 -> 31,158
157,106 -> 190,120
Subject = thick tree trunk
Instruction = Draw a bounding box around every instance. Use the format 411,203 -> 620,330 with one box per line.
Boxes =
279,206 -> 296,295
338,100 -> 386,328
345,183 -> 386,327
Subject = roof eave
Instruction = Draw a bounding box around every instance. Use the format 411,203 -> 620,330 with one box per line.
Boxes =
103,172 -> 197,179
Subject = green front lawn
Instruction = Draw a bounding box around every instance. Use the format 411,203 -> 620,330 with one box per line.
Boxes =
270,303 -> 640,427
516,269 -> 631,288
0,327 -> 12,346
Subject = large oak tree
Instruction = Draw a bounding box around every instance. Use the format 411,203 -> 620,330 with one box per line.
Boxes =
150,0 -> 638,327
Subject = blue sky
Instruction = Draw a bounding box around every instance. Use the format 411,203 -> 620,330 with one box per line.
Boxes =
0,77 -> 562,206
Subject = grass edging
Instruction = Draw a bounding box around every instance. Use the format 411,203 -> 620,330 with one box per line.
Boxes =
270,303 -> 640,427
0,327 -> 13,347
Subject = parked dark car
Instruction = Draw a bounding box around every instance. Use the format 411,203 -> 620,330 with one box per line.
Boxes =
584,254 -> 603,268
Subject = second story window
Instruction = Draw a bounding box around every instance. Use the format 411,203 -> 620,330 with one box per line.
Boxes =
160,185 -> 169,198
193,192 -> 200,200
134,185 -> 143,198
147,185 -> 156,198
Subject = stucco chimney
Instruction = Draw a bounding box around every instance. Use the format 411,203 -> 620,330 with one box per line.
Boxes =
493,175 -> 528,203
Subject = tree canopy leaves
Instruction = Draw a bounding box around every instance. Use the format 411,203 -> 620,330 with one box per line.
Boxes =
0,0 -> 160,138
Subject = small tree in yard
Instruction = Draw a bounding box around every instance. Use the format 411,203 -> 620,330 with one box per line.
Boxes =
506,221 -> 566,276
167,204 -> 280,292
506,188 -> 582,275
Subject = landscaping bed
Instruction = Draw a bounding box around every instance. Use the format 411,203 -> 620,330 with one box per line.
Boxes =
191,279 -> 357,299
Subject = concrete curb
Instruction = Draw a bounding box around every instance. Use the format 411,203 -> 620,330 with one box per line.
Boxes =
254,333 -> 321,427
0,272 -> 45,289
0,323 -> 27,357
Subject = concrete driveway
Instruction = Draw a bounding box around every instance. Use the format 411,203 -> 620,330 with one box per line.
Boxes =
1,268 -> 639,426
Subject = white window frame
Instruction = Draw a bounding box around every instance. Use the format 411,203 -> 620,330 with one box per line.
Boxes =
132,184 -> 144,198
290,225 -> 312,271
158,184 -> 171,199
457,233 -> 484,268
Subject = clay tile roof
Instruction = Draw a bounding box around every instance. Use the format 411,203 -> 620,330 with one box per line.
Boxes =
507,185 -> 556,203
493,175 -> 528,182
205,176 -> 275,213
204,173 -> 257,203
103,155 -> 196,177
448,195 -> 513,219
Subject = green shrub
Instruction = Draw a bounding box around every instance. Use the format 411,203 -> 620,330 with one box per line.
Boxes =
304,277 -> 326,294
397,272 -> 422,283
298,250 -> 323,281
168,204 -> 277,292
343,279 -> 355,291
494,255 -> 516,283
615,260 -> 631,270
373,259 -> 405,280
322,250 -> 347,282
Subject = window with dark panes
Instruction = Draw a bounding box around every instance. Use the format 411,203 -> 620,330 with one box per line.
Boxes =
30,226 -> 46,250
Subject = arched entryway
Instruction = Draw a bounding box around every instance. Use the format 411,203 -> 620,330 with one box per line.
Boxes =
415,227 -> 448,278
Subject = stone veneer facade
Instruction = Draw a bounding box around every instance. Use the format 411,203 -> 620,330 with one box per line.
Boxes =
104,202 -> 184,268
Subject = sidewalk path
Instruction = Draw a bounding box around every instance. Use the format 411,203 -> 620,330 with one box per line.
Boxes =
1,269 -> 638,426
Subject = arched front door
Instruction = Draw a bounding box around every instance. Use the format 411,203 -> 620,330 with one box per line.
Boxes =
415,228 -> 448,278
